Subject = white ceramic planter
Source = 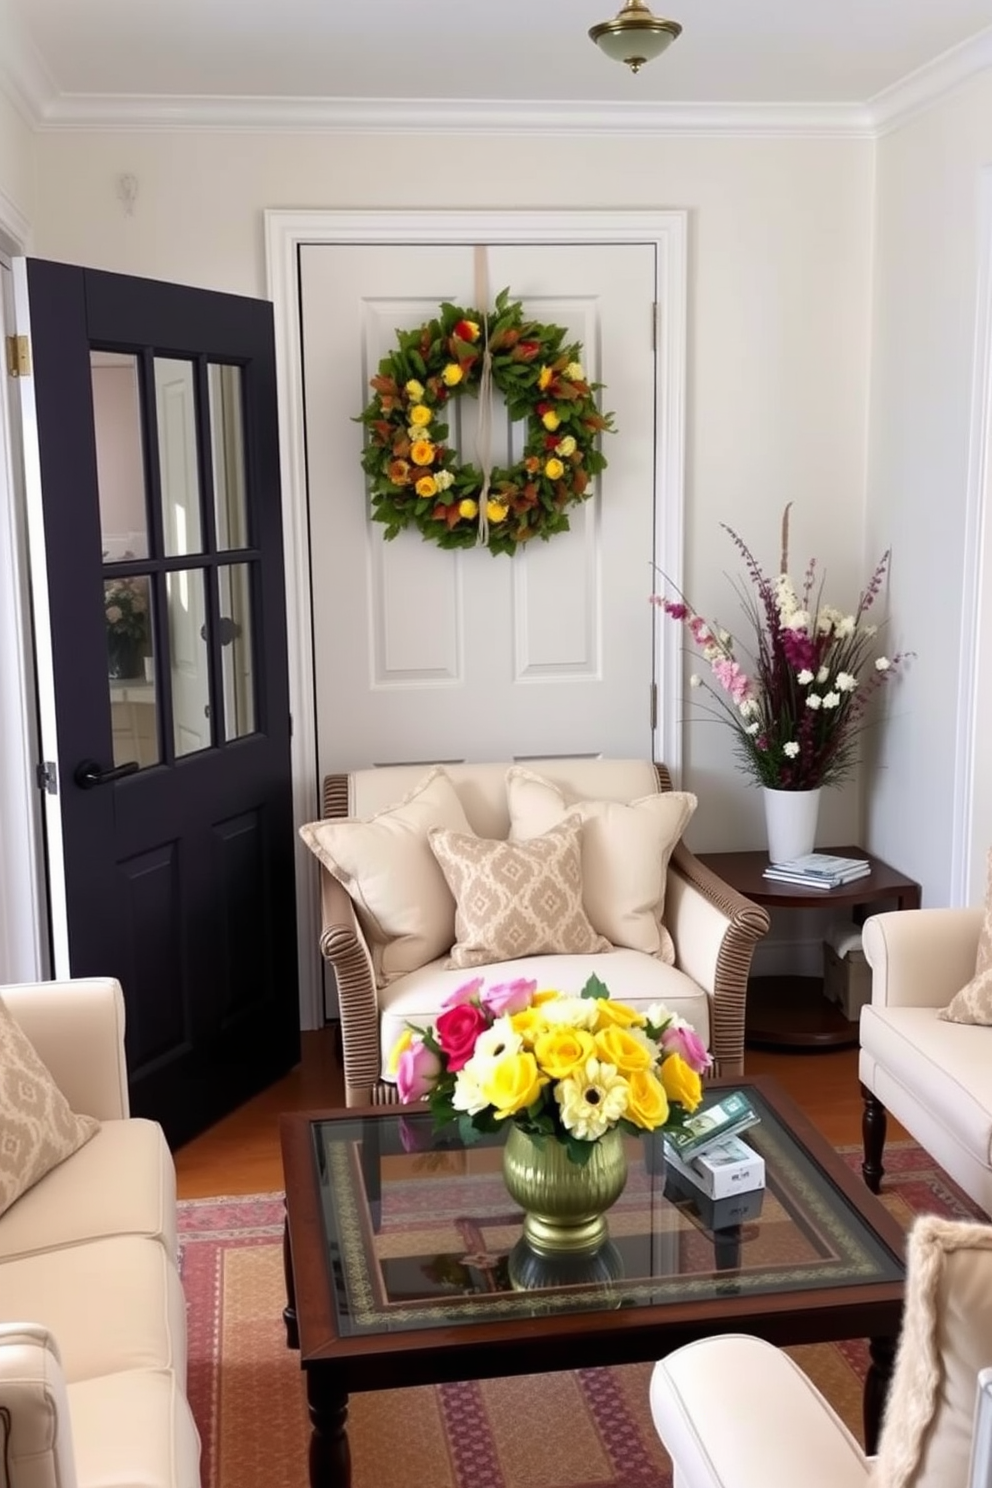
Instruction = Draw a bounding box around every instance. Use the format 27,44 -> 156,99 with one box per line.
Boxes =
762,786 -> 821,865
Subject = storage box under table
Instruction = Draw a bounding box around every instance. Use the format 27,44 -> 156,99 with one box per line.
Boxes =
822,939 -> 872,1021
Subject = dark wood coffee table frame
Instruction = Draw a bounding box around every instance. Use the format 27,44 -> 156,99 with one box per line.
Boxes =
280,1075 -> 905,1488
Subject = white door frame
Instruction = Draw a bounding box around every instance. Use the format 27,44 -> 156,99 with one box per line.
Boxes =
266,209 -> 688,1030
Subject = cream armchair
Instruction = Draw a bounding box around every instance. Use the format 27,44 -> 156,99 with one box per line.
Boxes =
308,759 -> 770,1106
859,908 -> 992,1216
649,1216 -> 992,1488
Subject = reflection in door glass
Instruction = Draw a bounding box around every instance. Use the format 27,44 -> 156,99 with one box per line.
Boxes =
91,352 -> 149,561
219,565 -> 256,740
155,358 -> 204,556
166,568 -> 211,757
105,574 -> 160,768
209,365 -> 249,549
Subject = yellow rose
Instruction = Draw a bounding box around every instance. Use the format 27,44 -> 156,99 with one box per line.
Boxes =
538,365 -> 553,391
387,1028 -> 413,1076
659,1053 -> 703,1112
557,435 -> 577,457
534,1026 -> 596,1080
533,989 -> 563,1005
486,500 -> 508,522
442,363 -> 464,387
541,410 -> 561,432
482,1052 -> 548,1118
624,1068 -> 670,1130
415,475 -> 438,498
458,498 -> 479,520
410,439 -> 436,467
509,1007 -> 546,1046
594,999 -> 646,1031
409,404 -> 432,427
565,361 -> 584,382
595,1025 -> 654,1074
544,457 -> 565,481
405,379 -> 425,400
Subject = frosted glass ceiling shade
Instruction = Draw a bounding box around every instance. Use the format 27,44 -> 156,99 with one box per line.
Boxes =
589,0 -> 682,74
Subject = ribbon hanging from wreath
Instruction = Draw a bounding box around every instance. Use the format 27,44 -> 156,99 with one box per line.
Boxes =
355,287 -> 616,558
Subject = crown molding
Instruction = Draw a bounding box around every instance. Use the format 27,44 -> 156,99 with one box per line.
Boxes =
33,92 -> 875,138
868,22 -> 992,135
2,22 -> 989,140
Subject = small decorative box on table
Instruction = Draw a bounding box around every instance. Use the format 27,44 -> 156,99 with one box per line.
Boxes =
696,847 -> 921,1051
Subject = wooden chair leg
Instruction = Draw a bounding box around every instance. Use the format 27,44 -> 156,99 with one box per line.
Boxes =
861,1083 -> 887,1194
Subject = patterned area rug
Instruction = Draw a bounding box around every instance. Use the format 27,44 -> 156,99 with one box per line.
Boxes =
178,1143 -> 988,1488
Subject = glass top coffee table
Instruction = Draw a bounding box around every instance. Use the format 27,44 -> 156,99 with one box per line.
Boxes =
280,1075 -> 905,1488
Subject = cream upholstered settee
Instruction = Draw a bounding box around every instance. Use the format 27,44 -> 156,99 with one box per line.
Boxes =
0,977 -> 199,1488
306,758 -> 771,1106
860,907 -> 992,1216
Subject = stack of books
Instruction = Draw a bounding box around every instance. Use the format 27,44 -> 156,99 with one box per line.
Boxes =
762,851 -> 871,890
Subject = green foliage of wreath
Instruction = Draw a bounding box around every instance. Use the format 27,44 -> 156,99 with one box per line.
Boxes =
356,288 -> 615,557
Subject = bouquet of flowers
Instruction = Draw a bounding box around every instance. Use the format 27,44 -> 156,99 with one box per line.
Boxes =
651,506 -> 910,790
389,973 -> 711,1167
104,576 -> 149,642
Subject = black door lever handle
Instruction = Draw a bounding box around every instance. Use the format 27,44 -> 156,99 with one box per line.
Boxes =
74,758 -> 140,790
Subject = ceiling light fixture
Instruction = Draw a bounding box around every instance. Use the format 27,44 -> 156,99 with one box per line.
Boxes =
588,0 -> 682,74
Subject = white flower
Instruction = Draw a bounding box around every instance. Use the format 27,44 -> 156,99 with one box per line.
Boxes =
746,721 -> 761,735
783,741 -> 800,758
875,656 -> 892,672
555,1057 -> 629,1140
797,669 -> 814,686
816,606 -> 841,634
783,609 -> 811,632
718,629 -> 732,646
835,615 -> 856,639
470,1018 -> 523,1065
822,691 -> 841,709
645,1002 -> 677,1030
539,996 -> 599,1030
451,1063 -> 490,1115
816,666 -> 830,684
565,361 -> 584,382
835,671 -> 857,693
739,697 -> 758,717
689,673 -> 702,689
702,643 -> 722,661
435,469 -> 454,492
806,694 -> 823,710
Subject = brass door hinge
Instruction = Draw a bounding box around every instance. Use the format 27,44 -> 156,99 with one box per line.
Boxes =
5,335 -> 30,378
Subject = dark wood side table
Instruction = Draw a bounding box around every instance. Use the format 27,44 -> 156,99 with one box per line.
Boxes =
697,847 -> 921,1051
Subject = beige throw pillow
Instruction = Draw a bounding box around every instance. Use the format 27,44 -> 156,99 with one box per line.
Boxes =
428,819 -> 611,969
0,996 -> 100,1218
298,766 -> 474,985
873,1215 -> 992,1488
506,766 -> 697,964
939,846 -> 992,1025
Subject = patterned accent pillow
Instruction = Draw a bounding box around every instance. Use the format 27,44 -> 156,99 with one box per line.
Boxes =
939,846 -> 992,1025
0,995 -> 100,1218
428,819 -> 611,969
506,766 -> 697,964
298,766 -> 474,986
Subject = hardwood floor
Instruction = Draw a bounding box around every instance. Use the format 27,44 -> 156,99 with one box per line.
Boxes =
172,1028 -> 907,1199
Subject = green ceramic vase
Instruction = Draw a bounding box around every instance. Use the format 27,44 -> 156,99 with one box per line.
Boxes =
502,1124 -> 628,1255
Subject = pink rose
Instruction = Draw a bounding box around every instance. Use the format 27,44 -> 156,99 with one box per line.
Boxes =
661,1023 -> 712,1074
441,976 -> 485,1009
396,1036 -> 442,1102
435,1002 -> 489,1071
481,977 -> 537,1018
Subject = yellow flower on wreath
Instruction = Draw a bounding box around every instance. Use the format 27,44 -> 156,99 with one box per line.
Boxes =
405,378 -> 425,400
415,475 -> 438,498
541,410 -> 561,432
409,404 -> 432,427
538,365 -> 553,392
544,457 -> 565,481
442,364 -> 464,387
458,498 -> 478,520
557,435 -> 577,458
486,499 -> 508,523
410,439 -> 436,466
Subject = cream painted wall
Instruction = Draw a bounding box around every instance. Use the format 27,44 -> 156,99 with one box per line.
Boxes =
0,91 -> 34,237
28,129 -> 874,857
867,71 -> 992,907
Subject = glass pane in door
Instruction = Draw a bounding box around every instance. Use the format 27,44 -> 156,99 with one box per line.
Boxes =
155,358 -> 204,556
104,573 -> 160,768
166,568 -> 211,757
218,564 -> 256,740
91,351 -> 149,561
209,364 -> 249,550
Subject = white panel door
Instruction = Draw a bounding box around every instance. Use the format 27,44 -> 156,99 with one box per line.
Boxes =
300,241 -> 657,771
